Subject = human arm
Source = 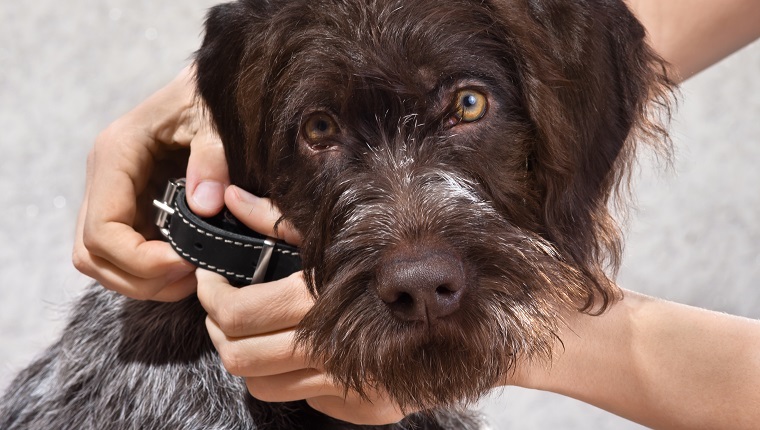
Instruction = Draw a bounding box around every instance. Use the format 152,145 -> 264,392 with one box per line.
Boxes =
72,66 -> 230,301
515,291 -> 760,429
626,0 -> 760,81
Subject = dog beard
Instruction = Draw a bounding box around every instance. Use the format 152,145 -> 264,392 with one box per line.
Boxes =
293,144 -> 593,410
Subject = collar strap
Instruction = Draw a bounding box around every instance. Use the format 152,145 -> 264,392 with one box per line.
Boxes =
153,179 -> 301,286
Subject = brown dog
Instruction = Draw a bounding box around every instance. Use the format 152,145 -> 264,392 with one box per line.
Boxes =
196,0 -> 672,409
1,0 -> 672,428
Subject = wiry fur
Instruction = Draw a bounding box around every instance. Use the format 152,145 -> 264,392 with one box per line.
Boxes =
195,0 -> 672,411
2,0 -> 672,428
0,287 -> 479,429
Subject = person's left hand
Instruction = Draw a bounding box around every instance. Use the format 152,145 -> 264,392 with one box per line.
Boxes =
73,66 -> 230,302
196,185 -> 406,425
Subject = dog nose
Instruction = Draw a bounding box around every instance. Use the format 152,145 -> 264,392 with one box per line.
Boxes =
376,248 -> 467,323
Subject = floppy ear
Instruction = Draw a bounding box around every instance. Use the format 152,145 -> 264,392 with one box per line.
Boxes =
493,0 -> 673,310
195,0 -> 271,195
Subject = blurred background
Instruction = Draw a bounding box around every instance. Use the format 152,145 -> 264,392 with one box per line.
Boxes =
0,1 -> 758,428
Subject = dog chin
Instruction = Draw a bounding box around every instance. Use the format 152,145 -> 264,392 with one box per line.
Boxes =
295,220 -> 594,409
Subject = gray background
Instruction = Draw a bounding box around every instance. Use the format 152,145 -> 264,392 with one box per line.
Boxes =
0,1 -> 758,428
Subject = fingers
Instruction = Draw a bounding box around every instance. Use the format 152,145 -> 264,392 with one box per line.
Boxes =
245,369 -> 335,402
196,269 -> 406,426
196,269 -> 313,337
307,395 -> 406,426
206,318 -> 307,378
244,372 -> 406,425
74,190 -> 195,302
197,269 -> 320,393
75,249 -> 197,302
75,124 -> 196,299
224,185 -> 302,246
82,129 -> 194,279
73,66 -> 204,301
185,124 -> 229,217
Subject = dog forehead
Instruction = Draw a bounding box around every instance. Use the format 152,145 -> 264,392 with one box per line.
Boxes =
252,0 -> 515,126
266,0 -> 508,83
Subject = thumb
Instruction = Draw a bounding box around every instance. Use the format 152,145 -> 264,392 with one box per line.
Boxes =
185,125 -> 230,217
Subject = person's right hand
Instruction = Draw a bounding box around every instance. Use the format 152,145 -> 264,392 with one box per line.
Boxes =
72,66 -> 230,302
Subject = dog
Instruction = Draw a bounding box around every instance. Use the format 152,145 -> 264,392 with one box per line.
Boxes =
0,0 -> 672,428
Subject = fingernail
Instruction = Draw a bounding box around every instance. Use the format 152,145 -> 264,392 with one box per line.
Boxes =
192,181 -> 225,211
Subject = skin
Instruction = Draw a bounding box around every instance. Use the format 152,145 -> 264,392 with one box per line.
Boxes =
627,0 -> 760,81
521,292 -> 760,429
72,66 -> 228,302
71,0 -> 760,426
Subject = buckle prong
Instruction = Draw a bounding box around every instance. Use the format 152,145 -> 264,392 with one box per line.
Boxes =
251,238 -> 276,284
153,178 -> 185,238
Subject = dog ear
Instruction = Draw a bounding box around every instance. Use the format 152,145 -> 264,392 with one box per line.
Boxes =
195,0 -> 271,194
493,0 -> 673,311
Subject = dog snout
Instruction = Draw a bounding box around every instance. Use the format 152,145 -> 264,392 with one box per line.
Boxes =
376,247 -> 467,323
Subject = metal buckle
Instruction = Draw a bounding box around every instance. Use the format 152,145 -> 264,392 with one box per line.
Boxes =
153,178 -> 186,238
251,238 -> 276,284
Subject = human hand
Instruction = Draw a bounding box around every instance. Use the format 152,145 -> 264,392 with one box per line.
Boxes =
73,66 -> 230,302
196,185 -> 406,425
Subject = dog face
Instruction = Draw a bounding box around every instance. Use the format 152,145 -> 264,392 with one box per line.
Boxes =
196,0 -> 671,410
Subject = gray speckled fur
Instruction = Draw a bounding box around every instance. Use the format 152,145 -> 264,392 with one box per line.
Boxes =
0,285 -> 481,430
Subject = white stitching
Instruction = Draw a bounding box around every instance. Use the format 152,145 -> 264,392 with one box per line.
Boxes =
170,240 -> 254,282
175,208 -> 299,257
166,209 -> 300,281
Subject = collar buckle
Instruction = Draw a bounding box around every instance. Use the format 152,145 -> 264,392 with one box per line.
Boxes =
153,178 -> 185,238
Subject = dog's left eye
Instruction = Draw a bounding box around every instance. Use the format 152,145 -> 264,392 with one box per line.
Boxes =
453,89 -> 488,123
303,113 -> 339,144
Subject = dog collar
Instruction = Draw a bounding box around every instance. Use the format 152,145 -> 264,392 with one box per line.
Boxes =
153,179 -> 301,286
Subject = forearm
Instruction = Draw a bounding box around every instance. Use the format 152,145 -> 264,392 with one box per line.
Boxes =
626,0 -> 760,81
521,291 -> 760,429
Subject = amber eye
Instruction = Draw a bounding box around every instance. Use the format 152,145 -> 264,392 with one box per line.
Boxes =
453,89 -> 487,123
302,112 -> 339,142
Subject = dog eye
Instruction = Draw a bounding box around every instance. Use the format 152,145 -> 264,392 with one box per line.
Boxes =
453,89 -> 487,123
303,113 -> 339,142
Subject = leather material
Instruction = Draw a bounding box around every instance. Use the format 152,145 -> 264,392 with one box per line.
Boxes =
165,188 -> 302,286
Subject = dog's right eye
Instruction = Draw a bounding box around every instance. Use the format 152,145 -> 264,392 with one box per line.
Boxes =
302,113 -> 339,147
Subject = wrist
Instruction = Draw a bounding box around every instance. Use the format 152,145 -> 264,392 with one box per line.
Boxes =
510,291 -> 644,394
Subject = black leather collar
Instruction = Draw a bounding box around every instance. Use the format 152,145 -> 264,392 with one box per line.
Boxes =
153,179 -> 302,286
